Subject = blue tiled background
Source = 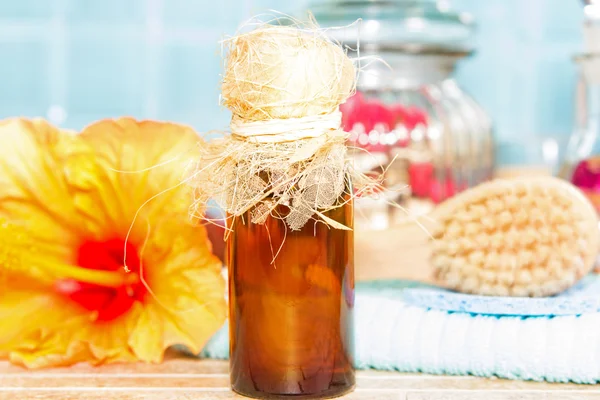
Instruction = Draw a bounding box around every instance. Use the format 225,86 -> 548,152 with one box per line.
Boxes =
0,0 -> 586,166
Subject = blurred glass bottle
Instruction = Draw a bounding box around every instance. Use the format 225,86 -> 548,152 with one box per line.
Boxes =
309,0 -> 494,229
560,1 -> 600,213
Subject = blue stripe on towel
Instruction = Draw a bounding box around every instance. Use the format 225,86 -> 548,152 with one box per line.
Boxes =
403,275 -> 600,316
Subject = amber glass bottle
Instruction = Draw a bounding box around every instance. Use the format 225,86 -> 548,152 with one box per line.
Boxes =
227,196 -> 355,399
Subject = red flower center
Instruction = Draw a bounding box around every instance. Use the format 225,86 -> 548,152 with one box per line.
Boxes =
56,239 -> 148,321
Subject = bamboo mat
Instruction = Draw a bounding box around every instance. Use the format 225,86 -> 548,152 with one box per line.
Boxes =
1,356 -> 599,400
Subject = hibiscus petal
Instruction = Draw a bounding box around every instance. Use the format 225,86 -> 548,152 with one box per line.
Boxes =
153,261 -> 226,355
128,305 -> 164,363
0,284 -> 101,368
147,220 -> 226,354
11,311 -> 140,368
0,289 -> 59,352
63,118 -> 202,239
10,340 -> 95,369
0,119 -> 80,262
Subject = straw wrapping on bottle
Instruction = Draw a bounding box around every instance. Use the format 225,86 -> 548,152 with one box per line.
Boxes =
230,110 -> 343,143
188,22 -> 381,231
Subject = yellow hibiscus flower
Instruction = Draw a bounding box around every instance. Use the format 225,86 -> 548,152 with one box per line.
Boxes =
0,117 -> 226,368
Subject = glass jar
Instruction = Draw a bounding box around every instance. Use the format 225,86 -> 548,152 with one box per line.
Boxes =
560,54 -> 600,213
227,193 -> 355,398
310,0 -> 494,229
583,0 -> 600,53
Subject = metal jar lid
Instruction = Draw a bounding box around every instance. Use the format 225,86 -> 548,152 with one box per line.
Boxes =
307,0 -> 475,56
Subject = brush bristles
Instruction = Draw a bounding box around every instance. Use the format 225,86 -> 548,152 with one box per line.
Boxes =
431,177 -> 599,297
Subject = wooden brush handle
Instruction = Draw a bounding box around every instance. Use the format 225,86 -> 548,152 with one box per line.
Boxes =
355,220 -> 435,284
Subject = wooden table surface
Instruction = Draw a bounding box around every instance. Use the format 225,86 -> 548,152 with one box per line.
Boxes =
1,355 -> 600,400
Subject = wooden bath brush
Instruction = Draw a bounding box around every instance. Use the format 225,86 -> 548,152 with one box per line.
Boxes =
429,176 -> 599,297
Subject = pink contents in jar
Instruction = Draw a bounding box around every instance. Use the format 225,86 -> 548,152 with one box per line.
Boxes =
571,157 -> 600,213
341,91 -> 444,205
342,93 -> 395,153
408,162 -> 433,198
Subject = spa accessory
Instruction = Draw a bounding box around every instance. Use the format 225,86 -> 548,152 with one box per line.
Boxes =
310,0 -> 494,229
560,56 -> 600,213
582,0 -> 600,53
404,274 -> 600,316
430,176 -> 599,296
188,21 -> 380,399
560,1 -> 600,213
357,280 -> 600,384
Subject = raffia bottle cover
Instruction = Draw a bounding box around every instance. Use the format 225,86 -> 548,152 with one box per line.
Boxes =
189,24 -> 378,231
